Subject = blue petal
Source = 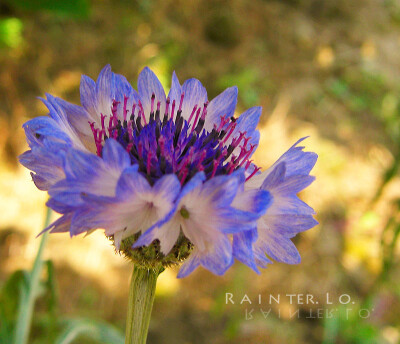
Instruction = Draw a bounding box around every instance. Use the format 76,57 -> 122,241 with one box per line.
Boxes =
55,97 -> 92,135
201,175 -> 238,207
271,195 -> 316,215
96,65 -> 113,108
265,214 -> 318,237
232,229 -> 260,273
63,148 -> 102,180
102,139 -> 131,170
258,234 -> 301,264
235,106 -> 262,137
233,189 -> 272,217
179,171 -> 206,199
39,213 -> 73,235
138,67 -> 166,117
112,73 -> 140,119
273,137 -> 318,177
177,254 -> 201,278
116,168 -> 151,198
218,207 -> 263,234
180,78 -> 207,120
46,197 -> 76,213
23,116 -> 72,145
273,175 -> 315,195
167,71 -> 182,105
152,173 -> 181,203
261,162 -> 286,189
80,74 -> 97,114
200,236 -> 234,275
205,86 -> 238,130
31,173 -> 53,191
253,249 -> 273,268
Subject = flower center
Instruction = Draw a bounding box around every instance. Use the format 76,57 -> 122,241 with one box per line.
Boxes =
89,93 -> 261,185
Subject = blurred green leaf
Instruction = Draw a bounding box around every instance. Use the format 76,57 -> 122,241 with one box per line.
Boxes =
0,306 -> 12,344
0,269 -> 29,322
55,318 -> 124,344
4,0 -> 90,18
44,260 -> 58,314
372,156 -> 400,204
0,18 -> 24,49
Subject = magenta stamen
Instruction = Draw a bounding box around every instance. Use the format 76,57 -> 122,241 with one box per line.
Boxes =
138,101 -> 147,125
201,101 -> 209,120
179,147 -> 195,169
108,115 -> 113,129
123,95 -> 129,121
222,122 -> 237,144
180,167 -> 189,185
170,100 -> 176,119
127,121 -> 133,141
126,142 -> 133,152
111,99 -> 119,117
89,121 -> 95,134
211,150 -> 226,178
190,107 -> 201,133
151,93 -> 155,114
131,103 -> 136,117
217,115 -> 230,131
165,97 -> 170,117
245,159 -> 253,170
196,150 -> 207,169
232,131 -> 246,147
158,136 -> 165,155
138,141 -> 143,158
227,161 -> 236,174
100,114 -> 106,131
178,92 -> 184,112
239,144 -> 256,167
93,128 -> 98,142
242,136 -> 250,148
187,104 -> 198,124
237,145 -> 248,161
211,160 -> 219,178
246,166 -> 262,181
98,129 -> 105,142
96,142 -> 102,157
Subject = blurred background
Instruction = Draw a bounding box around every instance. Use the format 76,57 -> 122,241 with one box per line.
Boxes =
0,0 -> 400,343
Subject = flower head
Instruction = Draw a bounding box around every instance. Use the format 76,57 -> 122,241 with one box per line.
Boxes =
20,65 -> 317,277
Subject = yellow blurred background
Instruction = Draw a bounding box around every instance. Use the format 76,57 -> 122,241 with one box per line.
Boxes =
1,1 -> 400,343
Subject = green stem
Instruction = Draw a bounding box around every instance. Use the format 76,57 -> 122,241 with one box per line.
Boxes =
14,207 -> 52,344
125,265 -> 163,344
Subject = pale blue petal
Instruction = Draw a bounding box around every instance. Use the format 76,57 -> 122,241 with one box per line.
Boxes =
232,229 -> 260,273
205,86 -> 238,130
102,139 -> 131,170
138,67 -> 166,117
80,74 -> 97,114
261,162 -> 286,190
167,71 -> 182,105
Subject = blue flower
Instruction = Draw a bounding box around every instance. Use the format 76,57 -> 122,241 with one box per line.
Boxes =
19,65 -> 317,277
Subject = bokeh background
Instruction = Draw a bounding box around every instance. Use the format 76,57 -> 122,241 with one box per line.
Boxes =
1,0 -> 400,343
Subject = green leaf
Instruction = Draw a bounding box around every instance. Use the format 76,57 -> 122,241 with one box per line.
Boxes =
55,318 -> 124,344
